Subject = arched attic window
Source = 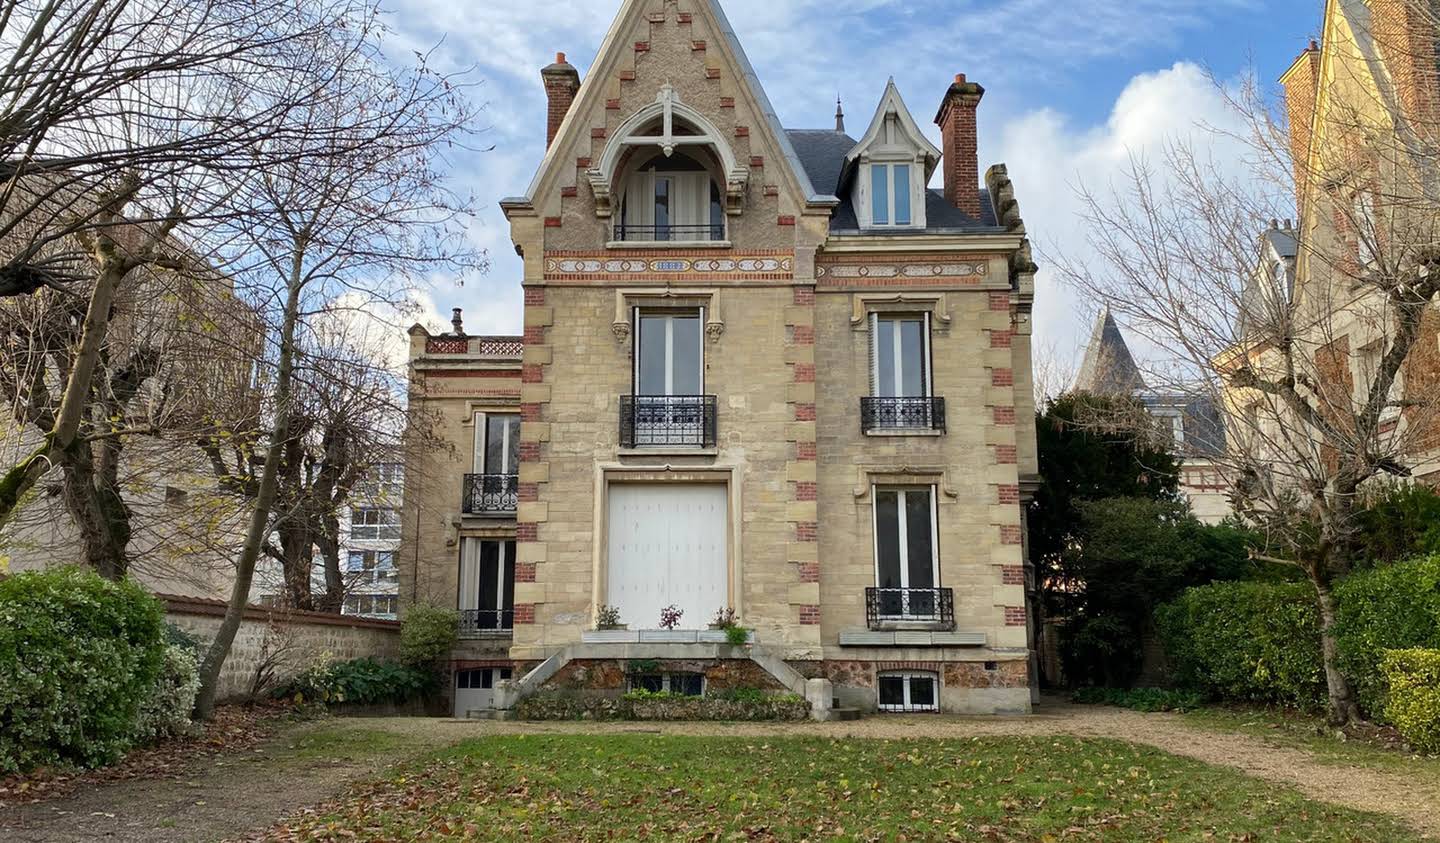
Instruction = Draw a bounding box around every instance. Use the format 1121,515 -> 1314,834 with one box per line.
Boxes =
616,149 -> 726,243
587,84 -> 750,243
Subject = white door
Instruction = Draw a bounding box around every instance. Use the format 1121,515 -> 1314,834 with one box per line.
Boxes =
606,484 -> 728,629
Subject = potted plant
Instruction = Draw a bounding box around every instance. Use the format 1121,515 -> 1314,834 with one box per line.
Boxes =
583,604 -> 638,643
700,606 -> 753,645
640,605 -> 696,643
708,607 -> 738,630
596,604 -> 625,630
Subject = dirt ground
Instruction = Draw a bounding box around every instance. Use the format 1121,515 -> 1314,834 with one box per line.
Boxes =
2,702 -> 1436,842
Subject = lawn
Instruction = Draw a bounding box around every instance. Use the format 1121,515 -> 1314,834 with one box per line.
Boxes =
1182,706 -> 1440,780
269,734 -> 1420,841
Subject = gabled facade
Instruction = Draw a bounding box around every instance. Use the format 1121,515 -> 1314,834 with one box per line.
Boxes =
404,0 -> 1040,717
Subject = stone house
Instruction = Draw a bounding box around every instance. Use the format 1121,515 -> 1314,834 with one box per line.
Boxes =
1220,0 -> 1440,486
402,0 -> 1040,717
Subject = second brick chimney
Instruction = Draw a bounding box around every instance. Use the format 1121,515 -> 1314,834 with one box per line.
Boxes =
1280,41 -> 1321,207
935,74 -> 986,219
541,52 -> 581,150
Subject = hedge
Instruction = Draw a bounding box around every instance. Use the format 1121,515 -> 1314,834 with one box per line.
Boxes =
1334,556 -> 1440,718
276,656 -> 437,706
0,568 -> 167,772
1380,649 -> 1440,754
1155,581 -> 1325,709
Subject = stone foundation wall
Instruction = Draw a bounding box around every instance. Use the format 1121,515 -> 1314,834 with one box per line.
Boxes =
541,658 -> 787,693
516,694 -> 810,722
162,594 -> 401,702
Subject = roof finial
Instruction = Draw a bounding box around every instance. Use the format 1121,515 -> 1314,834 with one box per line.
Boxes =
835,94 -> 845,134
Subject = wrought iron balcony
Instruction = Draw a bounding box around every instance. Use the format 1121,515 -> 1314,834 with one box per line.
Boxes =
462,473 -> 518,516
613,223 -> 726,243
620,395 -> 718,448
860,397 -> 946,433
865,587 -> 956,630
458,608 -> 513,638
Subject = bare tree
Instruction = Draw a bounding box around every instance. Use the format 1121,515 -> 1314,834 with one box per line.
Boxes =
0,0 -> 378,525
1056,1 -> 1440,724
191,18 -> 482,718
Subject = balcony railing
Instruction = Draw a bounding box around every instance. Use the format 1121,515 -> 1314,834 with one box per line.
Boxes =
462,473 -> 518,515
612,223 -> 726,243
458,608 -> 513,638
620,395 -> 718,448
860,397 -> 947,433
866,587 -> 956,630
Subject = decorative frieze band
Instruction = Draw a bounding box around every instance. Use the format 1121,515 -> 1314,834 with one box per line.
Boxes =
544,251 -> 794,281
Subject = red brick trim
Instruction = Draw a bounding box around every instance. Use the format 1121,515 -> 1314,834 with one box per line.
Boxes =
515,563 -> 537,583
543,217 -> 562,228
1004,607 -> 1027,626
796,442 -> 817,461
795,522 -> 817,541
517,523 -> 538,542
619,71 -> 636,82
798,562 -> 820,583
997,484 -> 1020,505
795,481 -> 817,501
514,604 -> 537,625
764,185 -> 780,197
520,403 -> 542,422
734,126 -> 750,137
777,214 -> 796,226
560,186 -> 578,198
576,157 -> 593,169
525,287 -> 546,305
691,40 -> 706,51
995,445 -> 1017,464
590,127 -> 607,139
678,11 -> 692,23
705,68 -> 721,79
989,292 -> 1011,311
1001,565 -> 1025,585
990,330 -> 1012,348
521,364 -> 544,383
793,287 -> 815,305
606,98 -> 621,110
792,325 -> 814,344
992,368 -> 1014,387
799,605 -> 820,625
634,41 -> 650,52
719,97 -> 735,108
517,483 -> 539,502
993,406 -> 1016,425
999,525 -> 1023,545
793,363 -> 815,383
795,404 -> 816,421
750,156 -> 765,168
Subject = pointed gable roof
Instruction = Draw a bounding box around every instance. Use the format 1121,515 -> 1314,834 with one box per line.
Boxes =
511,0 -> 835,209
842,79 -> 942,186
1073,308 -> 1146,395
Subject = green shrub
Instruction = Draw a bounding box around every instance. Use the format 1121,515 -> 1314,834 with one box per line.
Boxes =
277,656 -> 436,706
1071,686 -> 1205,713
1156,581 -> 1325,709
724,625 -> 751,646
1352,483 -> 1440,567
133,644 -> 200,743
1334,556 -> 1440,719
1379,649 -> 1440,754
0,568 -> 166,772
399,605 -> 458,668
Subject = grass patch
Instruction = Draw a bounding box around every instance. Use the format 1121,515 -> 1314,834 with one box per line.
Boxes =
272,734 -> 1419,841
1183,707 -> 1440,779
274,726 -> 417,766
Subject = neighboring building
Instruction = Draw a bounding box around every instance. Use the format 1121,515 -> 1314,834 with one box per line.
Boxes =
1220,0 -> 1440,485
339,462 -> 404,619
403,0 -> 1041,718
1072,309 -> 1232,524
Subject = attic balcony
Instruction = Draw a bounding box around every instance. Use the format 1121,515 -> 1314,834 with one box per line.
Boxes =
612,222 -> 727,245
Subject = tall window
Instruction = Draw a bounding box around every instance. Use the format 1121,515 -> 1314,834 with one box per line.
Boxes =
618,152 -> 725,242
872,486 -> 939,620
459,538 -> 516,631
474,414 -> 521,475
869,314 -> 931,398
869,163 -> 912,227
350,508 -> 399,542
631,310 -> 707,446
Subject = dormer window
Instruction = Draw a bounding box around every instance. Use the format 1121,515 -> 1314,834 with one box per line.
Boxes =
845,81 -> 940,231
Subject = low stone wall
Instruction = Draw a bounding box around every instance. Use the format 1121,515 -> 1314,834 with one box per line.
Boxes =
540,658 -> 787,693
516,693 -> 810,722
161,594 -> 401,703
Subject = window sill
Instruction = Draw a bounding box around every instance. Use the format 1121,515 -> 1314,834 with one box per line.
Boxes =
838,629 -> 986,647
618,446 -> 718,457
607,240 -> 733,250
863,429 -> 945,438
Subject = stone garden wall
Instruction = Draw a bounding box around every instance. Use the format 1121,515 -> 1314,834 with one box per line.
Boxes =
162,594 -> 401,702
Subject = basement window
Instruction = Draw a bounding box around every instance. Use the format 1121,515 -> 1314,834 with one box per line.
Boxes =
877,671 -> 939,713
630,673 -> 704,697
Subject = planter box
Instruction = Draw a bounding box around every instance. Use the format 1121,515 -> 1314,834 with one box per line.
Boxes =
582,629 -> 640,644
697,630 -> 755,645
637,629 -> 699,643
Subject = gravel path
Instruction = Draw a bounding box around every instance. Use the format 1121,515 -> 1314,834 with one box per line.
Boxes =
2,704 -> 1435,842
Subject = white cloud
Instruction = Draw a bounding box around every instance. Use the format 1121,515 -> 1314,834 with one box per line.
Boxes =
993,62 -> 1257,370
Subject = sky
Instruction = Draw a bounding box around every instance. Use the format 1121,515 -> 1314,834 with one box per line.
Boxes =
384,0 -> 1323,376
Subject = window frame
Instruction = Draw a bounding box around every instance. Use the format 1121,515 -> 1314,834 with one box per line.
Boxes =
473,412 -> 521,476
349,507 -> 400,542
877,670 -> 940,713
868,312 -> 933,399
458,538 -> 517,631
870,485 -> 941,593
868,162 -> 914,227
632,307 -> 706,398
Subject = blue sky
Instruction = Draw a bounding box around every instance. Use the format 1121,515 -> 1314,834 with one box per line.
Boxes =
386,0 -> 1322,374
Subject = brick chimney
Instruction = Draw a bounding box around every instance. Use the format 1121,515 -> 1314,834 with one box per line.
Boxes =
1280,41 -> 1321,207
541,52 -> 581,150
935,73 -> 986,219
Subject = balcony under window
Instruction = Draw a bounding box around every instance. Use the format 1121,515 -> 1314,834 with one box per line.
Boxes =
458,538 -> 515,639
464,413 -> 520,516
462,473 -> 518,515
620,310 -> 717,448
862,313 -> 945,433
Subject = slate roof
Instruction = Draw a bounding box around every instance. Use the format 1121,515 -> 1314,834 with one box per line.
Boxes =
1073,308 -> 1147,395
784,129 -> 1000,234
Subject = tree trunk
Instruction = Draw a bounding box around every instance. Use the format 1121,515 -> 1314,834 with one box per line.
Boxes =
194,256 -> 306,721
1312,573 -> 1364,726
61,438 -> 133,581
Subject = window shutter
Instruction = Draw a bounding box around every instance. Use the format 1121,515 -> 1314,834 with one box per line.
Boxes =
458,539 -> 480,612
472,412 -> 487,473
922,312 -> 933,398
868,312 -> 879,396
631,306 -> 640,396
